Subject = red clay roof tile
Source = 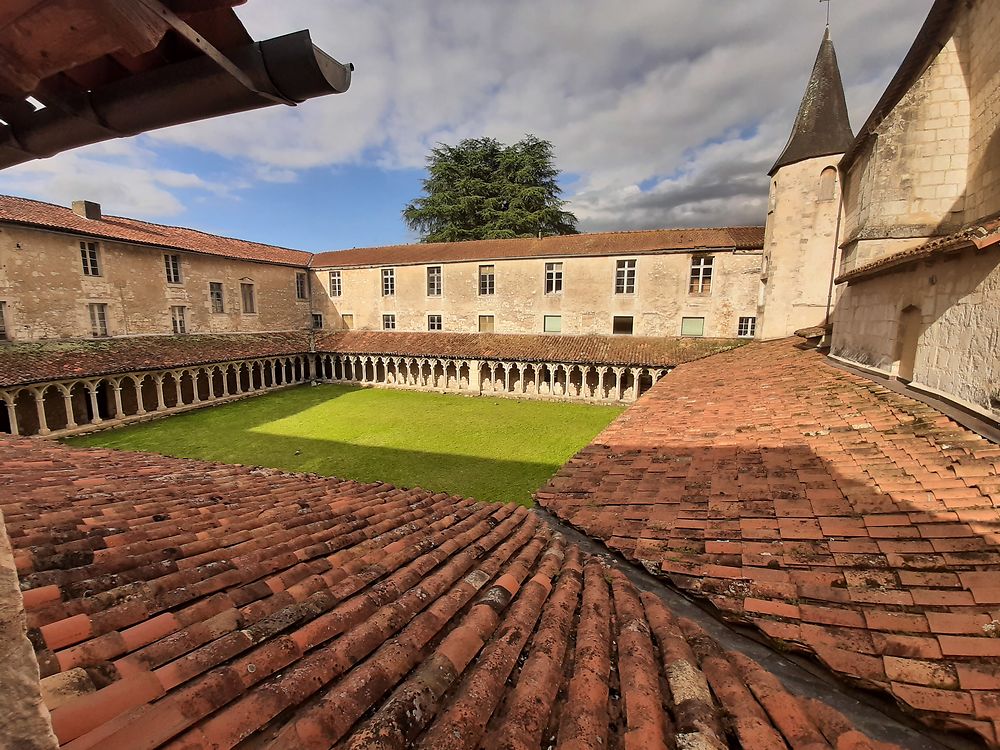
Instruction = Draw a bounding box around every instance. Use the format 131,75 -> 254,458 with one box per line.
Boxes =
539,337 -> 1000,745
310,226 -> 764,268
0,434 -> 909,749
0,194 -> 311,267
317,330 -> 746,368
0,332 -> 311,388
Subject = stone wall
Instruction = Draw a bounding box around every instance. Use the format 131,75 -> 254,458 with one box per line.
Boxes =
757,154 -> 844,339
0,508 -> 58,749
965,0 -> 1000,222
840,12 -> 969,272
0,225 -> 311,341
831,246 -> 1000,415
309,250 -> 761,339
840,0 -> 1000,274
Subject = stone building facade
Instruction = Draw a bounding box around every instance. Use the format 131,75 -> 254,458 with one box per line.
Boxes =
756,30 -> 853,340
0,197 -> 313,341
309,230 -> 763,339
829,0 -> 1000,419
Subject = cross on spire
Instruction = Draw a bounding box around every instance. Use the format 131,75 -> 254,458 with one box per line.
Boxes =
820,0 -> 831,27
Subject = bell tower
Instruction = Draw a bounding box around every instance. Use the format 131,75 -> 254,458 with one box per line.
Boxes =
756,27 -> 854,340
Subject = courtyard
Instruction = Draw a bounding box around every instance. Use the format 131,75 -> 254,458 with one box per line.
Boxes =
65,383 -> 623,504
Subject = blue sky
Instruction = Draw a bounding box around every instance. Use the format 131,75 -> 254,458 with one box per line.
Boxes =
0,1 -> 934,252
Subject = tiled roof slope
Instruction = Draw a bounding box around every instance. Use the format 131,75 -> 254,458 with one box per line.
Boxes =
538,339 -> 1000,745
0,436 -> 907,750
317,331 -> 746,368
0,333 -> 311,388
0,195 -> 311,267
310,226 -> 765,268
837,217 -> 1000,284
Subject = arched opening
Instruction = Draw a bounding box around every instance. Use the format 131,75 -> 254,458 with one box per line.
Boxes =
894,306 -> 923,383
139,376 -> 158,412
819,167 -> 837,201
161,374 -> 179,408
226,366 -> 238,395
180,372 -> 195,404
43,386 -> 69,431
239,364 -> 251,393
636,371 -> 655,399
212,368 -> 225,397
119,378 -> 139,415
69,382 -> 90,423
0,397 -> 10,434
14,390 -> 39,435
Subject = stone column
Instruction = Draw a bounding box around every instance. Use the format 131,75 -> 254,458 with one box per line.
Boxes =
614,367 -> 625,401
468,360 -> 482,395
111,380 -> 125,417
83,382 -> 103,424
153,375 -> 167,411
173,371 -> 184,405
133,377 -> 147,416
219,367 -> 230,398
2,394 -> 18,435
190,371 -> 202,404
32,388 -> 50,435
56,386 -> 77,430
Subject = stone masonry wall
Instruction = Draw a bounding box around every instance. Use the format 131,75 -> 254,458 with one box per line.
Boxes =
840,12 -> 970,272
0,225 -> 311,341
965,0 -> 1000,222
309,250 -> 762,339
831,247 -> 1000,414
758,154 -> 844,339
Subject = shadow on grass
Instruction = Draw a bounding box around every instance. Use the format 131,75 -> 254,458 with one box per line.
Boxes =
66,384 -> 620,505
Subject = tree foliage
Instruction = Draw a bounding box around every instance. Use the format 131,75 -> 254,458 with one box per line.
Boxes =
403,135 -> 578,243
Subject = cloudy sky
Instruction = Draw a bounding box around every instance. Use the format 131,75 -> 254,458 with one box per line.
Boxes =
0,1 -> 933,251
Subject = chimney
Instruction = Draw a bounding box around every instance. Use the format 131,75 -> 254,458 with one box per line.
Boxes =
72,200 -> 102,220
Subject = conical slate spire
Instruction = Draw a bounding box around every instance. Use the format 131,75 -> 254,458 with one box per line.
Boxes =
769,28 -> 854,175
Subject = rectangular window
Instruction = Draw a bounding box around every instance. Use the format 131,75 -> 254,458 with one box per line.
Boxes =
545,262 -> 563,294
478,315 -> 494,333
426,266 -> 442,296
329,270 -> 342,297
681,317 -> 705,337
240,282 -> 256,314
738,316 -> 756,338
428,314 -> 442,331
296,272 -> 309,300
615,259 -> 636,294
0,301 -> 7,339
613,316 -> 634,335
689,256 -> 713,295
209,282 -> 225,313
312,313 -> 324,329
382,268 -> 395,296
171,306 -> 187,334
80,241 -> 100,276
479,265 -> 495,295
383,313 -> 396,330
164,253 -> 182,284
341,313 -> 354,329
88,303 -> 109,337
543,315 -> 562,333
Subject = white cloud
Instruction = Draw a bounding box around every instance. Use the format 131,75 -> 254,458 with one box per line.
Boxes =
0,141 -> 232,217
0,0 -> 935,232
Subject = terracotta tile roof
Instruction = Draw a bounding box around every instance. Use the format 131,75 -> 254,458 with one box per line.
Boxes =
0,435 -> 909,749
0,195 -> 312,267
310,226 -> 765,268
837,217 -> 1000,284
0,333 -> 311,389
316,331 -> 747,368
538,338 -> 1000,745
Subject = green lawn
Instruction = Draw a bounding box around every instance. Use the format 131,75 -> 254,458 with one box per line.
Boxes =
65,385 -> 623,505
